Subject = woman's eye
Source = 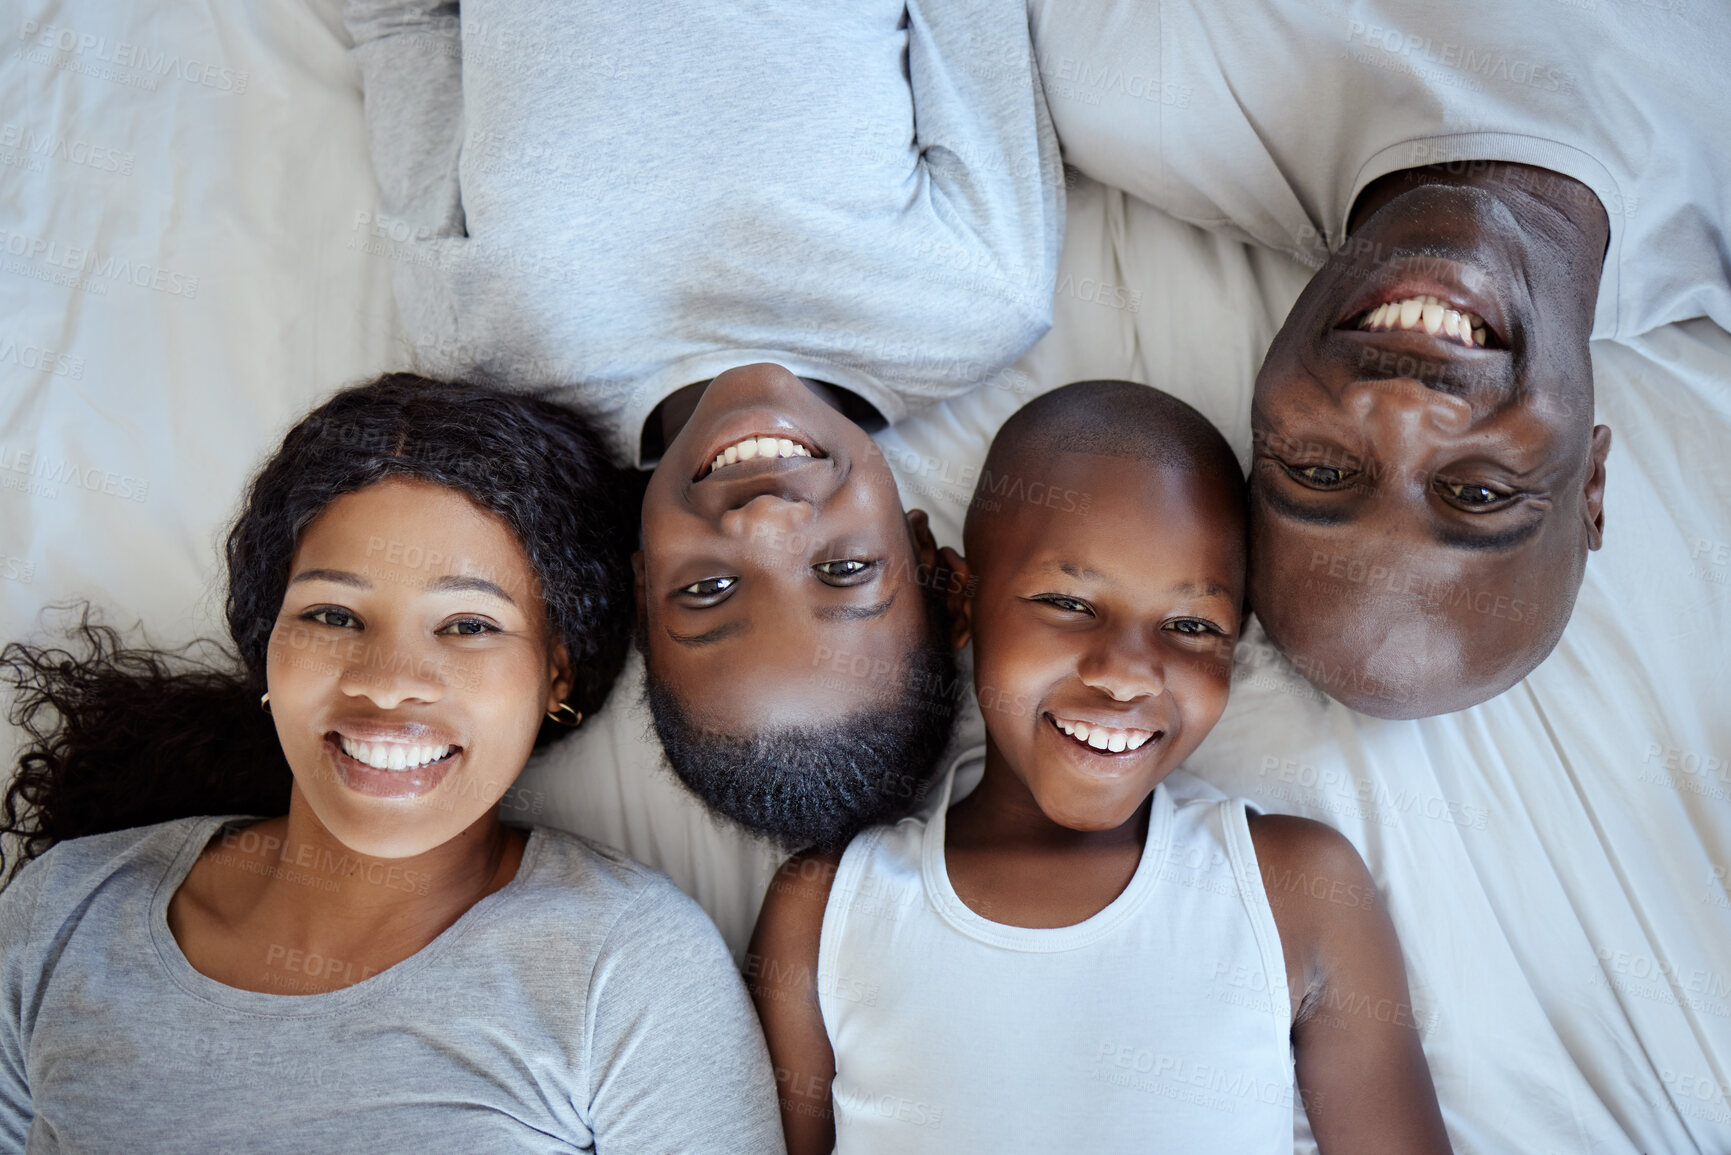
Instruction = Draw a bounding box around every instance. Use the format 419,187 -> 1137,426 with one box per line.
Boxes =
303,607 -> 357,629
1034,594 -> 1092,615
438,618 -> 497,637
813,559 -> 875,583
1288,463 -> 1352,488
679,576 -> 737,598
1440,481 -> 1506,507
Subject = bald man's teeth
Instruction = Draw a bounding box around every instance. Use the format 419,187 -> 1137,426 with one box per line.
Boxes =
1053,718 -> 1154,753
338,736 -> 454,771
709,435 -> 813,475
1357,295 -> 1487,348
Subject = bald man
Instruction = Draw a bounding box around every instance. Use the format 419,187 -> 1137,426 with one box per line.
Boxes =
1029,0 -> 1731,716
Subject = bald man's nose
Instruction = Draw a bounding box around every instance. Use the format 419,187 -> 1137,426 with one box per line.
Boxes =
1344,377 -> 1473,440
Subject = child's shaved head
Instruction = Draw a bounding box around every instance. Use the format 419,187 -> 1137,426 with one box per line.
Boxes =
948,379 -> 1248,834
964,379 -> 1246,561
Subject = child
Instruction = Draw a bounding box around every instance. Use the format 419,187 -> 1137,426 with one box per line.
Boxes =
0,376 -> 782,1151
748,380 -> 1452,1153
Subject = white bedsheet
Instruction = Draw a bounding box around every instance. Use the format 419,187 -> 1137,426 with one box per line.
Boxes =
1,3 -> 1726,1152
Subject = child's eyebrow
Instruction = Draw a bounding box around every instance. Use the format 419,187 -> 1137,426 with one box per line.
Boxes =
1044,562 -> 1231,600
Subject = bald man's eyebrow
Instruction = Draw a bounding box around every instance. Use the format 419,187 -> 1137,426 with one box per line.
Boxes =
813,593 -> 896,623
288,568 -> 370,588
427,574 -> 516,604
1433,517 -> 1543,552
666,620 -> 749,647
1255,485 -> 1353,527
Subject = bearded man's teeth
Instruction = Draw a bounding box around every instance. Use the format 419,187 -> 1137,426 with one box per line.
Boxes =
338,736 -> 455,771
1358,295 -> 1488,348
707,435 -> 813,476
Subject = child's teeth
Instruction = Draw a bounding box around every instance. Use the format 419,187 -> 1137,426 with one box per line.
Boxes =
724,445 -> 739,464
1053,717 -> 1158,754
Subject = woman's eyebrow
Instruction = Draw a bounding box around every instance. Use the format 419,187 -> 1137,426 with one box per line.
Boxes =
426,574 -> 517,604
287,568 -> 370,588
287,568 -> 516,604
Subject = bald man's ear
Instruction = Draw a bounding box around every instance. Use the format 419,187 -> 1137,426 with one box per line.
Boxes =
1583,424 -> 1611,550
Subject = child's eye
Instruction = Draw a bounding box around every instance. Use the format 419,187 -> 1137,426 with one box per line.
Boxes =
303,607 -> 358,629
813,559 -> 876,585
678,576 -> 737,599
438,617 -> 498,637
1168,618 -> 1222,636
1032,594 -> 1093,615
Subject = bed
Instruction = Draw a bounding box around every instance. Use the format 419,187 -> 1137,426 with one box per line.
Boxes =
1,2 -> 1727,1151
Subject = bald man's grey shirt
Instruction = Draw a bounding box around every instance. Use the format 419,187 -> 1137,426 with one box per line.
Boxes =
343,0 -> 1064,465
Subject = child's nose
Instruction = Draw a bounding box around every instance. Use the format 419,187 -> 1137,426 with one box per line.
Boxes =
1078,629 -> 1166,702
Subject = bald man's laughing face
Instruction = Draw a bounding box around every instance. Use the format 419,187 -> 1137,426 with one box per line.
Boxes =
1249,166 -> 1611,717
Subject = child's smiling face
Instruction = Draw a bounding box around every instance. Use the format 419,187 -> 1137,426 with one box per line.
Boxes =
958,450 -> 1245,832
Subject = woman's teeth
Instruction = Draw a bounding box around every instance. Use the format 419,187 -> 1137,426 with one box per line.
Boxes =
1053,718 -> 1154,753
337,736 -> 454,771
1357,295 -> 1488,347
708,436 -> 812,475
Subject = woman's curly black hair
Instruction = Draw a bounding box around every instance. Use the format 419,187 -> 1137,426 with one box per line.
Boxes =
1,374 -> 641,880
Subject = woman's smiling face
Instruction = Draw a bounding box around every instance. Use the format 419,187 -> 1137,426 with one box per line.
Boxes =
265,478 -> 571,858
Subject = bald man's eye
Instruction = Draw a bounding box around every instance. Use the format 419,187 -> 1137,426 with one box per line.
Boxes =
678,576 -> 737,601
813,559 -> 878,587
1286,463 -> 1355,489
1438,480 -> 1513,509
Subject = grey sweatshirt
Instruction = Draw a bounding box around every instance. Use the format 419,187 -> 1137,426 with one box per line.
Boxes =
343,0 -> 1064,464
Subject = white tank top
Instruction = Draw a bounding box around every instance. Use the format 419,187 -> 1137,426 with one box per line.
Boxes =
818,748 -> 1296,1153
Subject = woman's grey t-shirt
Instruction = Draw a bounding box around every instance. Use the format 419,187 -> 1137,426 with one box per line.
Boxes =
0,818 -> 783,1153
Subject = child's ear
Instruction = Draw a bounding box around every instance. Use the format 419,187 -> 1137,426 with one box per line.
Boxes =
936,545 -> 975,650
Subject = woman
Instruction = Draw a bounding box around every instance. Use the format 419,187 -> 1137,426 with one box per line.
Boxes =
0,375 -> 783,1151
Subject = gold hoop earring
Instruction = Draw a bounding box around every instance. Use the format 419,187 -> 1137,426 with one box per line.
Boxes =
546,702 -> 582,727
259,692 -> 272,715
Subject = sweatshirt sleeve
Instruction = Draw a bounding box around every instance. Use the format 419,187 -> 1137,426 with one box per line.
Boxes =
904,0 -> 1064,327
342,0 -> 467,240
585,883 -> 785,1155
0,862 -> 47,1150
